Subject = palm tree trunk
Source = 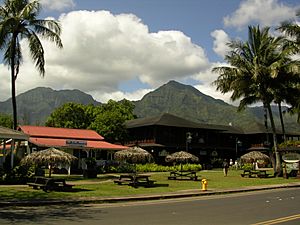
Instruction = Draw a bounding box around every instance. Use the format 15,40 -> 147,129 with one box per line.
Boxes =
278,102 -> 286,141
266,103 -> 282,176
10,35 -> 17,130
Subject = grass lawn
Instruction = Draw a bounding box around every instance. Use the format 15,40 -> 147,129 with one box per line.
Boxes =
0,169 -> 299,202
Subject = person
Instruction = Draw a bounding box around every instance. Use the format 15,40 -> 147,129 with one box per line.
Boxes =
223,159 -> 229,176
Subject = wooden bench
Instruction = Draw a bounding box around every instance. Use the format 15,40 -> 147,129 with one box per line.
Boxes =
27,177 -> 74,192
168,171 -> 199,181
241,169 -> 271,178
114,174 -> 156,187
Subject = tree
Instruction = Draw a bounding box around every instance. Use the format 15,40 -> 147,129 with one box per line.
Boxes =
89,99 -> 136,143
45,103 -> 90,129
277,10 -> 300,123
0,113 -> 13,128
277,9 -> 300,53
0,0 -> 63,130
212,26 -> 289,176
45,99 -> 136,143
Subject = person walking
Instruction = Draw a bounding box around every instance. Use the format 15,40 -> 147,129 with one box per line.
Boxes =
223,159 -> 229,176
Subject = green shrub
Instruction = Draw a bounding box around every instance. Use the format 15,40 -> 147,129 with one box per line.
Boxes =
136,163 -> 202,172
2,165 -> 35,184
241,163 -> 253,170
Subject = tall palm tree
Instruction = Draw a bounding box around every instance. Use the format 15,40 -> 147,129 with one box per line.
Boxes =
277,10 -> 300,123
212,26 -> 288,176
278,9 -> 300,53
0,0 -> 63,130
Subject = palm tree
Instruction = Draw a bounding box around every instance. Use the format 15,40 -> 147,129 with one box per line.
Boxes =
277,10 -> 300,123
277,9 -> 300,53
0,0 -> 63,130
271,62 -> 300,141
212,26 -> 288,176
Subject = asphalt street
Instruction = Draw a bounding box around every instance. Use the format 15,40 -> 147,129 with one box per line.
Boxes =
0,188 -> 299,225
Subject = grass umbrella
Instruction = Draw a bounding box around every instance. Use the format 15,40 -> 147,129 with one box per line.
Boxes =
114,146 -> 153,173
241,151 -> 270,164
21,147 -> 77,177
165,151 -> 199,171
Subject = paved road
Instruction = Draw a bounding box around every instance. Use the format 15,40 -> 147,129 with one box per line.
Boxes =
0,188 -> 299,225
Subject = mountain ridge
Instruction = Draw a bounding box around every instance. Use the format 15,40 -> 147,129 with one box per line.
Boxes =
0,81 -> 299,133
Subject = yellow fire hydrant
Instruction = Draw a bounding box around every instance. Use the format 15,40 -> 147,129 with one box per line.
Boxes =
201,178 -> 208,191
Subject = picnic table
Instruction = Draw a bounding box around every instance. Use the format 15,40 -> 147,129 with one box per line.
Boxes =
168,171 -> 199,181
241,168 -> 272,178
27,176 -> 74,192
114,173 -> 156,187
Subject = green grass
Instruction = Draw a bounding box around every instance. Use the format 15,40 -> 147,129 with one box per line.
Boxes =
0,169 -> 299,202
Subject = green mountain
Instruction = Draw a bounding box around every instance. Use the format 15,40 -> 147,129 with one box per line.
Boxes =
0,81 -> 299,133
0,87 -> 99,125
133,80 -> 300,133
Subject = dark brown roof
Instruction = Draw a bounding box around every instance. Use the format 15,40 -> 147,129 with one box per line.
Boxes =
125,113 -> 241,133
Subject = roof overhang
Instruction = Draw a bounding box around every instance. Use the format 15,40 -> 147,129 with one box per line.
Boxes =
0,126 -> 29,140
29,137 -> 127,150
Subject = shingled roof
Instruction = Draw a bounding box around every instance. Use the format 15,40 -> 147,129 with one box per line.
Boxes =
125,113 -> 237,132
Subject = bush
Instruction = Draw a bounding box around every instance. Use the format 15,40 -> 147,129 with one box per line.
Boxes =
1,165 -> 35,184
241,163 -> 253,170
136,163 -> 202,173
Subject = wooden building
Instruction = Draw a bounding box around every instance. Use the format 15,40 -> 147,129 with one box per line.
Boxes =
124,113 -> 300,167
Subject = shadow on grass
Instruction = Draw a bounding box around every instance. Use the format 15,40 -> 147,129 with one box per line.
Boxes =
133,183 -> 170,188
60,188 -> 92,193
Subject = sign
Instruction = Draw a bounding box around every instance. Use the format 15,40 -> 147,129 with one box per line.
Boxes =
282,153 -> 300,163
66,140 -> 87,147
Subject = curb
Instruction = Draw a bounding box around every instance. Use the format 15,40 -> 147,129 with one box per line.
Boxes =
1,182 -> 300,207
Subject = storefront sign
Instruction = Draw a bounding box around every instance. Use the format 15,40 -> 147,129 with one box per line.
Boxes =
66,140 -> 87,147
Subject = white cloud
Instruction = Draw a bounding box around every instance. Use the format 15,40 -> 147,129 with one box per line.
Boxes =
224,0 -> 297,28
192,62 -> 238,106
40,0 -> 75,11
90,88 -> 154,103
0,10 -> 209,103
211,29 -> 231,58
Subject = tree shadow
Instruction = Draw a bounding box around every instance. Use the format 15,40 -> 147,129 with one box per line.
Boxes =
0,204 -> 107,223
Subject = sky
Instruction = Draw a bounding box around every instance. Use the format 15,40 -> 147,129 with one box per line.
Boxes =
0,0 -> 299,105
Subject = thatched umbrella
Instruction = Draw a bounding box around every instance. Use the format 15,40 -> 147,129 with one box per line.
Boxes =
241,151 -> 270,164
165,151 -> 199,171
114,146 -> 153,173
114,146 -> 153,164
21,147 -> 77,177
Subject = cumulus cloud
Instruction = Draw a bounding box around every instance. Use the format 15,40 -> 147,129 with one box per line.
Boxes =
192,62 -> 237,105
0,10 -> 209,103
211,29 -> 231,58
224,0 -> 297,29
40,0 -> 75,11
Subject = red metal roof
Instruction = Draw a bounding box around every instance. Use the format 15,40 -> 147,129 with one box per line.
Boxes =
29,137 -> 127,150
19,125 -> 104,141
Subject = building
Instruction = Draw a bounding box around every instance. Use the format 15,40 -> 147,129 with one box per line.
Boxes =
0,126 -> 29,168
124,113 -> 300,167
18,125 -> 127,171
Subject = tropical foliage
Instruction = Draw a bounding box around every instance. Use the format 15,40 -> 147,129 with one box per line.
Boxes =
0,0 -> 63,129
0,113 -> 13,128
277,10 -> 300,123
212,25 -> 300,176
45,99 -> 136,143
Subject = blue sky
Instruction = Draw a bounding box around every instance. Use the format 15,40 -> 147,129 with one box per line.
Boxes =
0,0 -> 299,104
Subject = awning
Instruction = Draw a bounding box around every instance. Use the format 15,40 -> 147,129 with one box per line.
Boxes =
29,137 -> 128,150
0,126 -> 28,140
